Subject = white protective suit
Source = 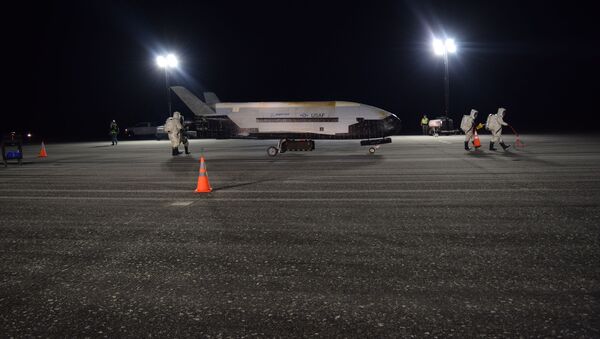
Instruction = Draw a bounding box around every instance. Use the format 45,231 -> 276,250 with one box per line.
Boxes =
165,112 -> 184,148
460,109 -> 478,142
488,108 -> 508,143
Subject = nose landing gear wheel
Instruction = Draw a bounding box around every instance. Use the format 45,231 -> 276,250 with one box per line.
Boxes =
367,144 -> 382,154
267,146 -> 279,157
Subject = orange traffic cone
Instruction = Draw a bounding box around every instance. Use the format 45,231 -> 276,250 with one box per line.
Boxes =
509,125 -> 526,148
38,142 -> 48,158
473,131 -> 481,148
194,156 -> 212,193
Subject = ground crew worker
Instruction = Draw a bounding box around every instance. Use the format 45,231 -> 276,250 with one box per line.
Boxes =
109,120 -> 119,146
460,109 -> 478,150
487,107 -> 511,151
178,112 -> 191,155
164,111 -> 190,155
420,114 -> 429,135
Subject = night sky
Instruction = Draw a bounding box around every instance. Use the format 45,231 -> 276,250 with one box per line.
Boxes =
4,0 -> 599,139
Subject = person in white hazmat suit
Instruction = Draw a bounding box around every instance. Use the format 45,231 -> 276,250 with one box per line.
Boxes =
164,111 -> 190,156
487,107 -> 511,151
460,109 -> 478,150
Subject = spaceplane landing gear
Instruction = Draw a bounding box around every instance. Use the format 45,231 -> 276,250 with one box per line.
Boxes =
266,138 -> 315,157
361,137 -> 391,155
368,145 -> 380,154
267,146 -> 279,157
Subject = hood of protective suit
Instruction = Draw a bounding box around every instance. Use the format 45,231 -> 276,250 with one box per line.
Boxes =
470,109 -> 478,119
497,108 -> 506,118
173,111 -> 181,120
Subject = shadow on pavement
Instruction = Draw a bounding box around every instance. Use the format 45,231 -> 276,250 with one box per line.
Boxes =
466,149 -> 492,158
499,150 -> 561,166
212,178 -> 276,192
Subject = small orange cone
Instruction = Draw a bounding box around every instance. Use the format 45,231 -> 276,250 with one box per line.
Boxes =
194,156 -> 212,193
509,125 -> 526,148
473,131 -> 481,148
38,142 -> 48,158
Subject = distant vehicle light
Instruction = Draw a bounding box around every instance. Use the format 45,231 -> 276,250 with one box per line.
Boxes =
27,133 -> 32,138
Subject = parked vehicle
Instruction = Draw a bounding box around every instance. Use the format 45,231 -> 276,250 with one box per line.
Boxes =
428,116 -> 459,135
124,122 -> 158,138
155,121 -> 197,140
155,125 -> 167,140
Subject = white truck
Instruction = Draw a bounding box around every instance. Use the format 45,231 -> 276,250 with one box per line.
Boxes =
124,122 -> 158,138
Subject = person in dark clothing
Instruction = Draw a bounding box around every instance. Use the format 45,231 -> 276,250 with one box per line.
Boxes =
109,120 -> 119,145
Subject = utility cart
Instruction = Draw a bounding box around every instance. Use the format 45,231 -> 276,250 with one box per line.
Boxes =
2,133 -> 23,167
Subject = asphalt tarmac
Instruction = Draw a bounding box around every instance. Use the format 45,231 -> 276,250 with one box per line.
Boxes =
1,134 -> 599,337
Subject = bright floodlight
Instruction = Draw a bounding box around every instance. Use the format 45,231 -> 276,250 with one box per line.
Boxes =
433,38 -> 445,55
156,55 -> 167,68
445,39 -> 457,53
166,54 -> 178,67
156,53 -> 178,68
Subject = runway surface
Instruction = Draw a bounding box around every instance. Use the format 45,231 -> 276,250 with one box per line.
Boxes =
1,134 -> 599,337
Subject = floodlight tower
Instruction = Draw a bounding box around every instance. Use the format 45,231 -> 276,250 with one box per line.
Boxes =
156,53 -> 179,117
432,38 -> 457,117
